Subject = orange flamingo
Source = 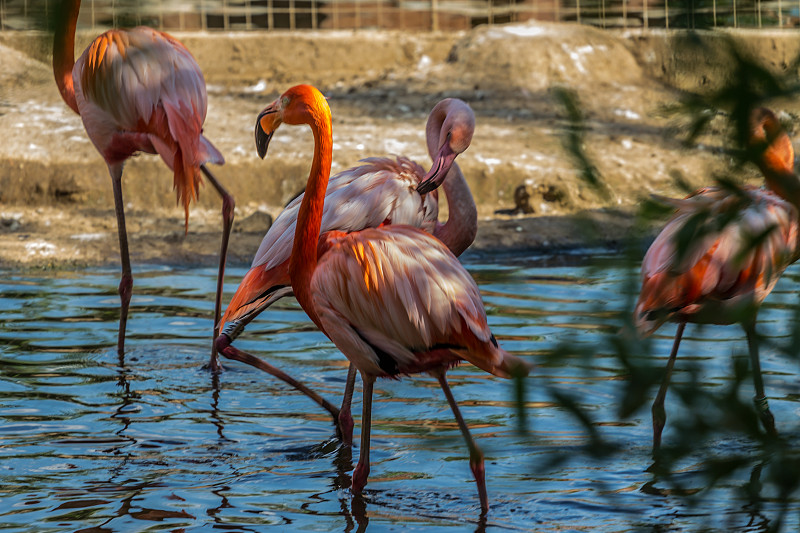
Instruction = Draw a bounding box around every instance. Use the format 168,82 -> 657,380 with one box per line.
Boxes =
214,98 -> 477,442
53,0 -> 234,356
635,107 -> 799,450
256,84 -> 530,513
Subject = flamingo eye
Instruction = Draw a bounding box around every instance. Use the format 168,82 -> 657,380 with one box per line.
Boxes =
281,96 -> 291,108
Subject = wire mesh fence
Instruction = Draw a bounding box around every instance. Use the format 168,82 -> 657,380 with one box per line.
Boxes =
0,0 -> 798,31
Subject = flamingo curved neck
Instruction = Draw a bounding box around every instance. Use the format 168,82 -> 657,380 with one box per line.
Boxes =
436,163 -> 477,257
53,0 -> 80,114
758,135 -> 800,209
425,99 -> 477,256
289,107 -> 333,327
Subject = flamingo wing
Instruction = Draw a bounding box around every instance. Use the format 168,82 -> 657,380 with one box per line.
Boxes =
220,157 -> 438,329
74,27 -> 223,220
252,156 -> 437,272
310,226 -> 527,378
635,186 -> 798,334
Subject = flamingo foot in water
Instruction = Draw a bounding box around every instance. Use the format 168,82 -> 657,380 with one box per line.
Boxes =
470,454 -> 488,514
116,272 -> 133,355
754,395 -> 777,437
351,461 -> 370,495
652,404 -> 667,452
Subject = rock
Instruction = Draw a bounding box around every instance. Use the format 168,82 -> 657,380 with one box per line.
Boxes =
234,210 -> 273,234
1,217 -> 21,231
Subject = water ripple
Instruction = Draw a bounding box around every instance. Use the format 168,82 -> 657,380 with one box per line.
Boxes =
1,257 -> 799,531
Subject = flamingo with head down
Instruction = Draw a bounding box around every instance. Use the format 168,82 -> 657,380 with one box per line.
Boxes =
635,107 -> 800,451
214,97 -> 478,442
256,84 -> 530,513
53,0 -> 234,357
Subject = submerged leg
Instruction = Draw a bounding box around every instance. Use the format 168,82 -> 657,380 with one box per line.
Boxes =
652,321 -> 685,453
110,165 -> 133,356
338,364 -> 357,446
351,372 -> 375,495
744,321 -> 777,436
200,164 -> 235,371
433,369 -> 488,514
214,335 -> 342,431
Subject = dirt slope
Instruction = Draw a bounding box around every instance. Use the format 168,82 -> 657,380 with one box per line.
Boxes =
1,22 -> 795,268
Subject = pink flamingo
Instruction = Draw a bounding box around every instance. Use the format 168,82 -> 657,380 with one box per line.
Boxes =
214,98 -> 478,442
53,0 -> 234,356
635,107 -> 799,450
256,84 -> 530,513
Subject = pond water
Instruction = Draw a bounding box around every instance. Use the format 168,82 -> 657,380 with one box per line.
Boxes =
2,250 -> 800,532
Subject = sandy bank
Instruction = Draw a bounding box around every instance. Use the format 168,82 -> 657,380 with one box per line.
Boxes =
1,22 -> 795,268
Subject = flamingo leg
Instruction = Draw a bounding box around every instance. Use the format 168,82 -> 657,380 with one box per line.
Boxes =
433,369 -> 488,514
213,299 -> 350,439
744,321 -> 777,436
652,321 -> 686,453
110,165 -> 132,356
214,334 -> 342,429
200,164 -> 235,371
352,372 -> 375,495
338,364 -> 357,446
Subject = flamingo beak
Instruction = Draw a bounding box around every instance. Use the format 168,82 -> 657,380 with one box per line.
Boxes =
255,103 -> 282,159
417,141 -> 457,195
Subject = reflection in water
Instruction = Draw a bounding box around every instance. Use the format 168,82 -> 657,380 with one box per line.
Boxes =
0,256 -> 799,531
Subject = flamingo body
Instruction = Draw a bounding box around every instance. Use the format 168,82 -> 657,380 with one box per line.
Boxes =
73,27 -> 223,220
312,225 -> 515,378
635,107 -> 800,450
635,185 -> 799,333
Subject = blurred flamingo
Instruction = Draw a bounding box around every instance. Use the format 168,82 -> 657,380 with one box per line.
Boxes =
53,0 -> 234,356
255,84 -> 530,512
635,107 -> 799,450
214,98 -> 478,442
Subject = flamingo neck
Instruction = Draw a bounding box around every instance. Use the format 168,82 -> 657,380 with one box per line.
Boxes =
759,137 -> 800,210
53,0 -> 80,114
425,99 -> 477,257
435,163 -> 477,256
289,106 -> 333,326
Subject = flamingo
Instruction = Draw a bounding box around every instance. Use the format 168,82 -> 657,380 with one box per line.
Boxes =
214,98 -> 478,442
255,84 -> 530,512
634,107 -> 799,451
53,0 -> 234,357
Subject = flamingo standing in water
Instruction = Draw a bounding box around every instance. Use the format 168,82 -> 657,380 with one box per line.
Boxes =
215,98 -> 478,442
256,84 -> 530,512
635,107 -> 800,450
53,0 -> 234,356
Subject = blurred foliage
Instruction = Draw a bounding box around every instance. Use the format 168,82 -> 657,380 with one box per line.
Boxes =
523,31 -> 800,532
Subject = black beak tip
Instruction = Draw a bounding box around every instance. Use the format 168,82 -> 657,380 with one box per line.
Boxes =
255,124 -> 272,159
416,180 -> 435,195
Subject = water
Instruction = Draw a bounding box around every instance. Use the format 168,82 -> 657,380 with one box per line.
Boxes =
2,251 -> 800,532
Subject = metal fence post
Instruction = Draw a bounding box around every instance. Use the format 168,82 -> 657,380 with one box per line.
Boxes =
643,0 -> 648,28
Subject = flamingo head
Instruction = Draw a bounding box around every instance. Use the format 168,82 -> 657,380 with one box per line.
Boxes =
255,84 -> 330,159
417,98 -> 476,195
748,107 -> 800,204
